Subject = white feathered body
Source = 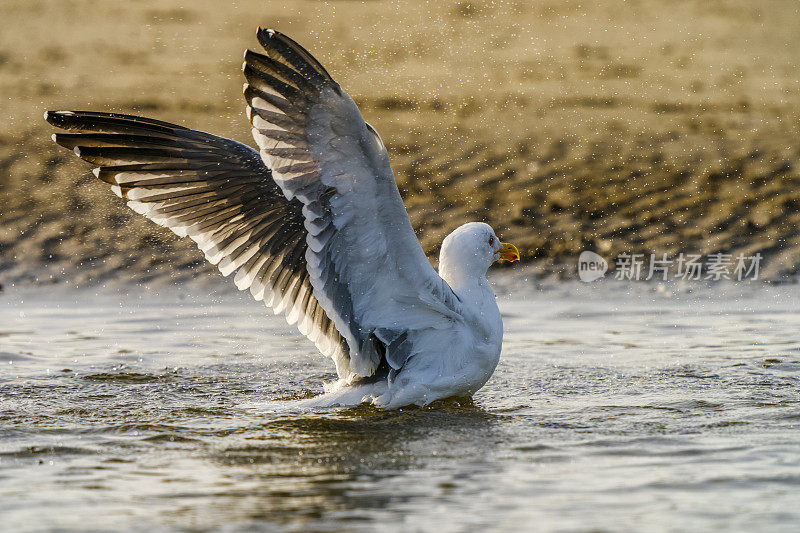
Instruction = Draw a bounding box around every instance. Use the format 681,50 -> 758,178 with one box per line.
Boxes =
306,281 -> 502,409
306,222 -> 507,409
378,280 -> 503,408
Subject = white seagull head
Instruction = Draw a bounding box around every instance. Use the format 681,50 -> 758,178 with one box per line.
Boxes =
438,222 -> 519,287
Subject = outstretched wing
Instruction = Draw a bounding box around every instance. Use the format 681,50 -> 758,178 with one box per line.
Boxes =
244,29 -> 462,377
45,110 -> 356,379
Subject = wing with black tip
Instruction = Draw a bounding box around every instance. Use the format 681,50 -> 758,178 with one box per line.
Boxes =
45,110 -> 356,379
243,29 -> 463,378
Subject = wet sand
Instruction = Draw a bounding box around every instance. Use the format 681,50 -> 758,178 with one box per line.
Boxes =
1,0 -> 800,285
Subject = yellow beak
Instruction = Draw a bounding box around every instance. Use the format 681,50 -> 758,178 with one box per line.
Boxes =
497,242 -> 520,262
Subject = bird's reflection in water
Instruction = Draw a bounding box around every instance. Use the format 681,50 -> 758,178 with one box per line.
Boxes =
207,399 -> 503,527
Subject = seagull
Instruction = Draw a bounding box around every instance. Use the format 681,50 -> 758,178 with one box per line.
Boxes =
45,28 -> 519,409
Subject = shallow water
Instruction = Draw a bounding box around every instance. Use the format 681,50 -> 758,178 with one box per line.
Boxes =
1,279 -> 799,532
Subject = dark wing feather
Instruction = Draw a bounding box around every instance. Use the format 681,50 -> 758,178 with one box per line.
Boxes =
45,110 -> 356,379
244,29 -> 463,378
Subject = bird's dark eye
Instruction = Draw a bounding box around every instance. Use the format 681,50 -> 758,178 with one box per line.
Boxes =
489,236 -> 495,246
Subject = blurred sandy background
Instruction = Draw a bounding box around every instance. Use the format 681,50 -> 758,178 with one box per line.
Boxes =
1,0 -> 799,285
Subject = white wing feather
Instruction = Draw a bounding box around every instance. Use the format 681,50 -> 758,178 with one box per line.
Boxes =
246,29 -> 462,377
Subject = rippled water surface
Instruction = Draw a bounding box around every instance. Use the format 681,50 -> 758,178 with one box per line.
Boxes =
2,279 -> 800,532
